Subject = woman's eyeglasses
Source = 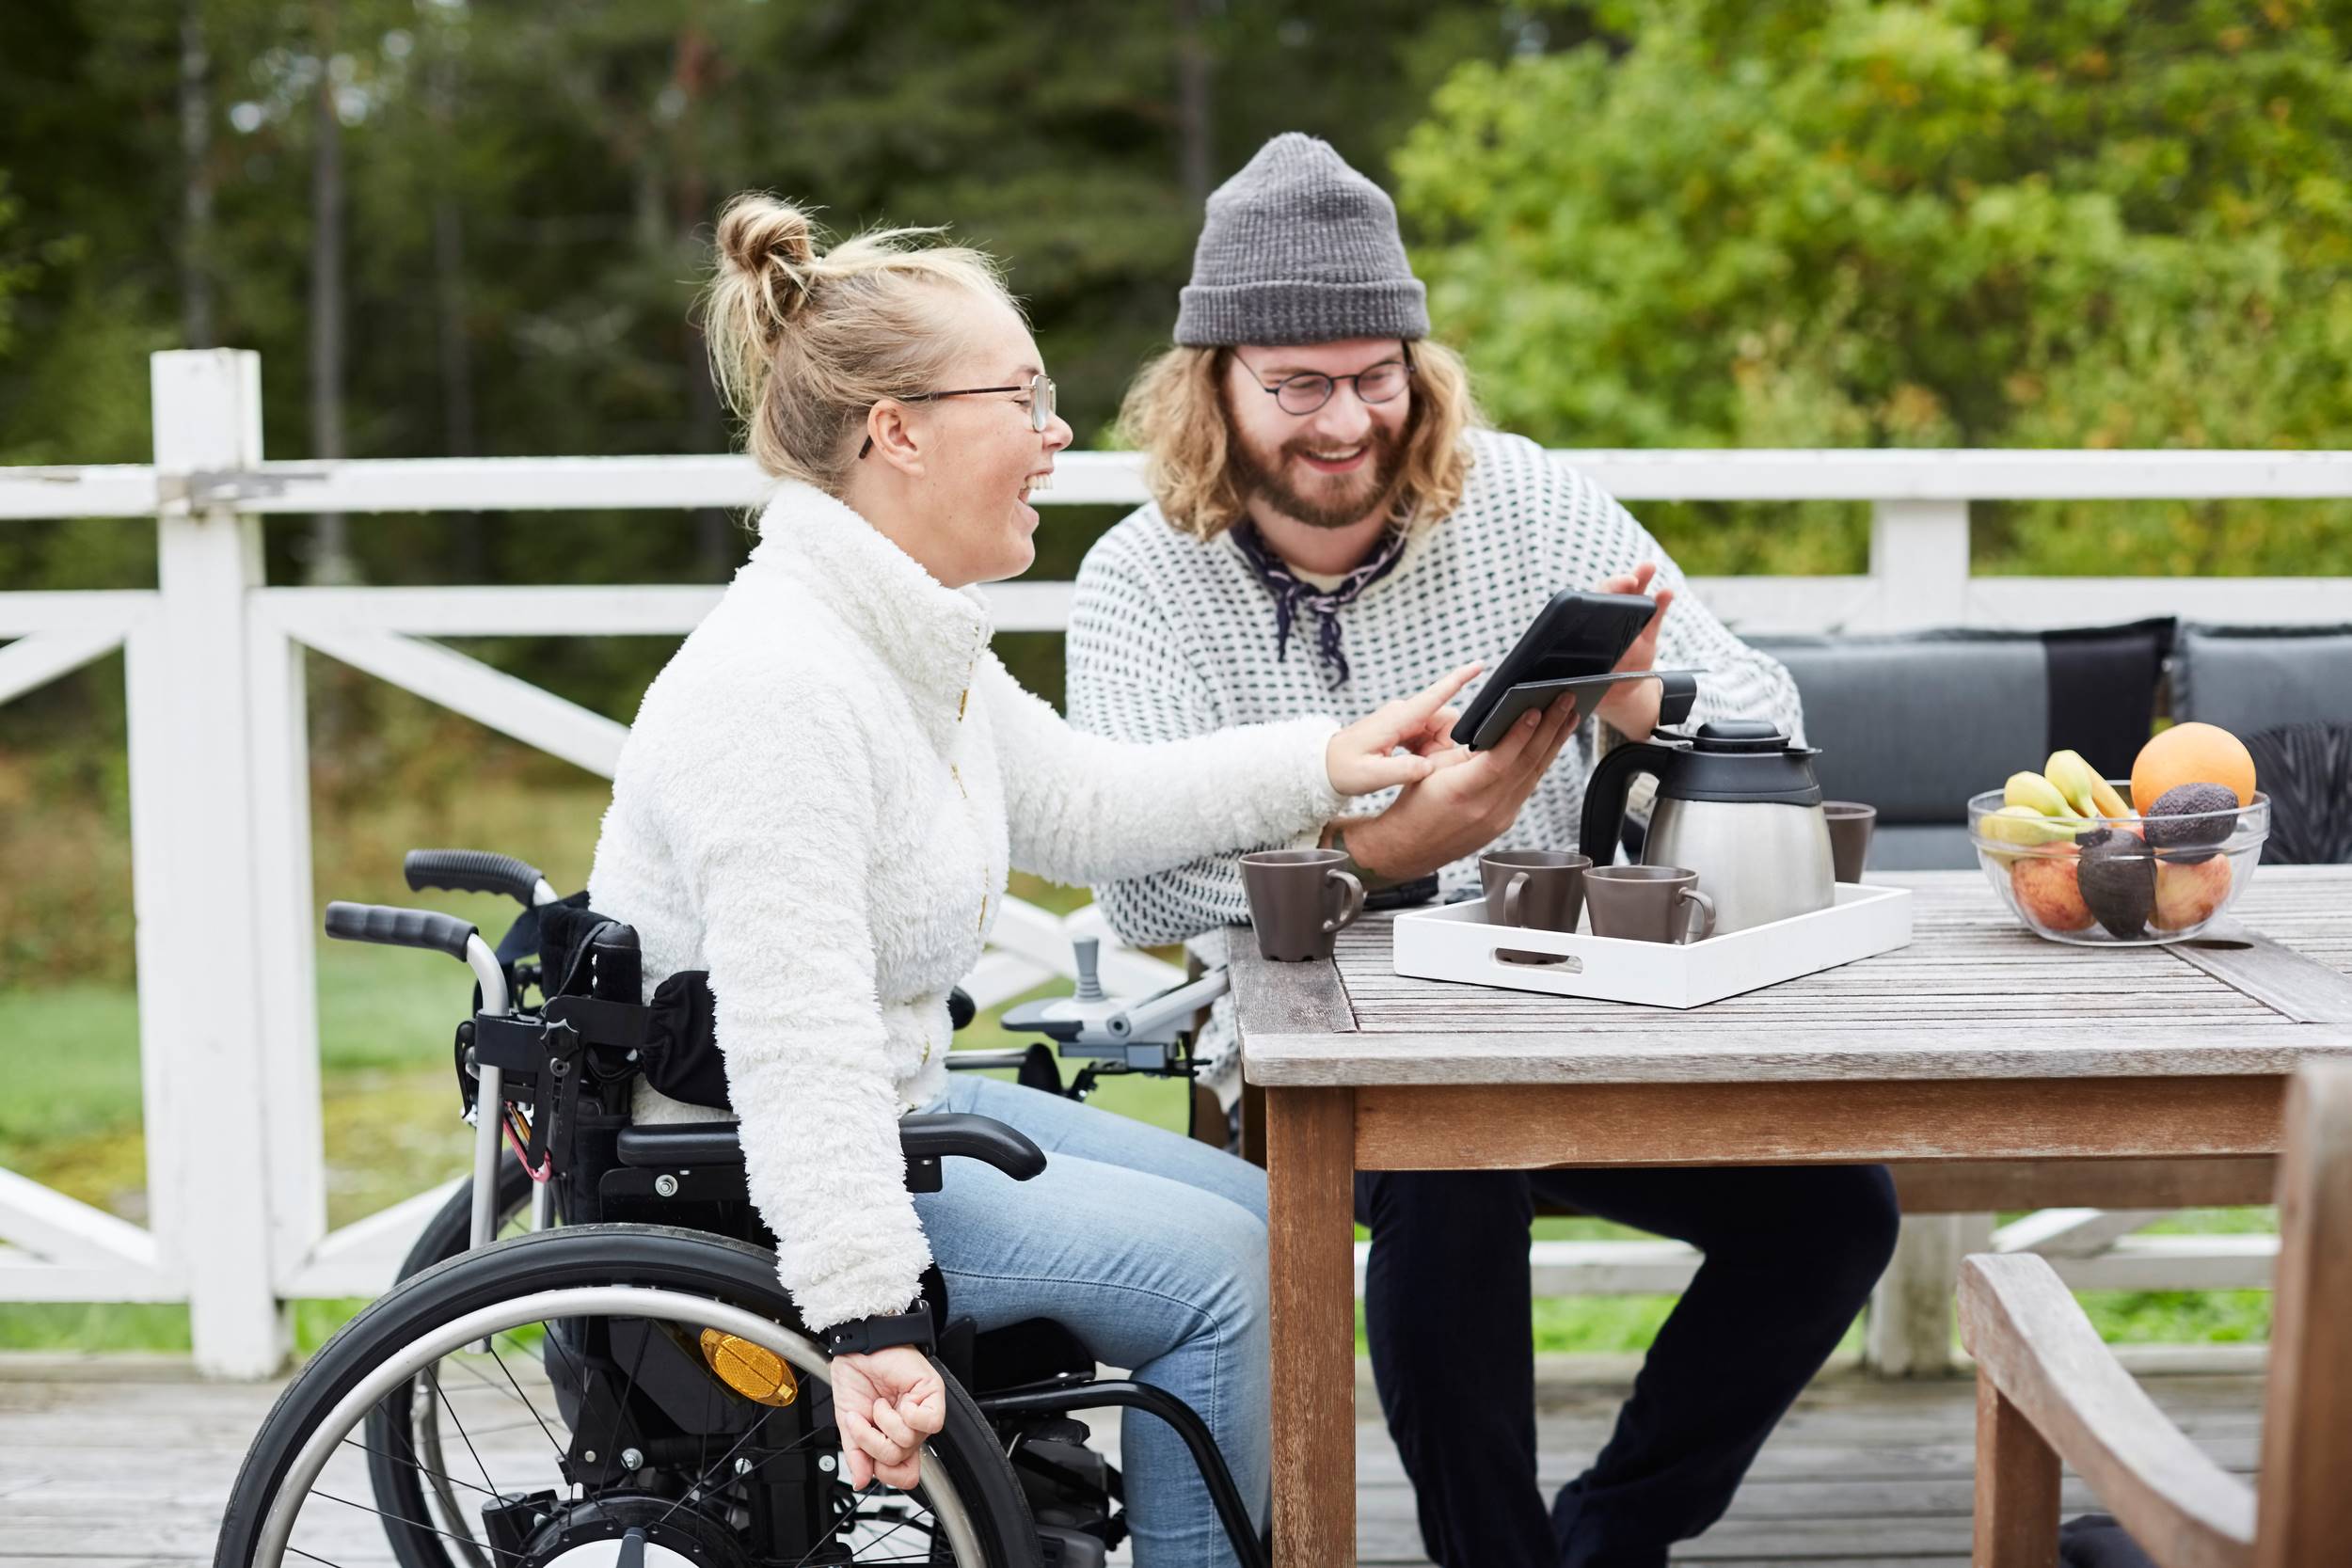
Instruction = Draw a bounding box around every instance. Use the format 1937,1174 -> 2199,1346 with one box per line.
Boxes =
1233,348 -> 1415,417
858,372 -> 1057,459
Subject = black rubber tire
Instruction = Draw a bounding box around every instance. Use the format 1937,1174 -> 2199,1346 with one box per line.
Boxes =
215,1225 -> 1040,1568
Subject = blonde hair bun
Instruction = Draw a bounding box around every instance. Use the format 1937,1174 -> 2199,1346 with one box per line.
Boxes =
713,194 -> 821,338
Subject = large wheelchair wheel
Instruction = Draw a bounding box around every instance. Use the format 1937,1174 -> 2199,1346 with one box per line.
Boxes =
364,1161 -> 541,1568
216,1226 -> 1039,1568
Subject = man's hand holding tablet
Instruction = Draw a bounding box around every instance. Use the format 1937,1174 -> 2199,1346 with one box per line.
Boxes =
1589,562 -> 1678,740
1447,572 -> 1696,752
1334,563 -> 1682,885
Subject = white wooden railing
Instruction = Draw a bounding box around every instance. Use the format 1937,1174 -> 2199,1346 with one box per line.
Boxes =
5,349 -> 2347,1378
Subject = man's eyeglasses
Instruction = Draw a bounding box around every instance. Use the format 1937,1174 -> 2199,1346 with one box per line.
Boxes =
1233,347 -> 1415,417
858,372 -> 1057,459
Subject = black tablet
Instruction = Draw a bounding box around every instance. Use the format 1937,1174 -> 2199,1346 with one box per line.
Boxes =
1449,588 -> 1692,750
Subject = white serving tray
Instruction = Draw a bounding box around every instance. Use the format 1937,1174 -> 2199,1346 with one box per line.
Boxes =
1391,882 -> 1914,1009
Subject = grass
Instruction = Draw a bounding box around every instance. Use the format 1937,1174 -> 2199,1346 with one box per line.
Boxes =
0,985 -> 144,1144
0,1299 -> 373,1355
0,775 -> 2282,1360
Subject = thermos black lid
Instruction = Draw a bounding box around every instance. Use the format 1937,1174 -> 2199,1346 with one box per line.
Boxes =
1690,719 -> 1788,754
1656,720 -> 1823,804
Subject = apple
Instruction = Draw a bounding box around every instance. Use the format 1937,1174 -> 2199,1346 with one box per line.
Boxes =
2012,854 -> 2095,932
2153,855 -> 2233,931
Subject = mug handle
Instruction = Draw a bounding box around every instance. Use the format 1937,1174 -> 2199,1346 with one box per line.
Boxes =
1324,869 -> 1366,935
1677,887 -> 1716,943
1502,870 -> 1531,927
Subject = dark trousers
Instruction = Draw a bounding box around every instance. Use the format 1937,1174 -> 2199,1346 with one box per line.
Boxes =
1354,1164 -> 1900,1568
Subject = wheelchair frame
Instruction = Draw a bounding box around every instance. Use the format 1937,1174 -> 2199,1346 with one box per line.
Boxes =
318,847 -> 1269,1568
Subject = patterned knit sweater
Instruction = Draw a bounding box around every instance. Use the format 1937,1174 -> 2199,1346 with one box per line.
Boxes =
1067,429 -> 1808,1084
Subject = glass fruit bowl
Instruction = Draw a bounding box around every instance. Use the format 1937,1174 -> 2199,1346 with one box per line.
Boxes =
1966,785 -> 2270,946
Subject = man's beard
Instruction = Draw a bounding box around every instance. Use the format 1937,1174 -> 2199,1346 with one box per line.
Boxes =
1231,421 -> 1406,531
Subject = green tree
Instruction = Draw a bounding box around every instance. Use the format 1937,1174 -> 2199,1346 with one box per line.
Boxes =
0,0 -> 1516,764
1394,0 -> 2352,577
1,0 -> 1514,579
0,172 -> 26,357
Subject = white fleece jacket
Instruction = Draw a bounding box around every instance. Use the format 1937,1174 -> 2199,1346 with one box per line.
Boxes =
586,481 -> 1343,1331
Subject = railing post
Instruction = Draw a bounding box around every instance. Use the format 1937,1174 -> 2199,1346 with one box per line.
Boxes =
1867,499 -> 1972,628
250,578 -> 326,1290
1867,1212 -> 1994,1377
133,348 -> 287,1377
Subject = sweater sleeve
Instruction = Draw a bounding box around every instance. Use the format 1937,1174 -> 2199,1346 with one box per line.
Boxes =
658,670 -> 931,1333
1060,540 -> 1333,945
980,648 -> 1343,892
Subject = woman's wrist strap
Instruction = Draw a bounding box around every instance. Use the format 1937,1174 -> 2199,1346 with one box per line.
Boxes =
822,1300 -> 935,1356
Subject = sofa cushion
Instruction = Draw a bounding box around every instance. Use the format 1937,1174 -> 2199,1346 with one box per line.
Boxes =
2041,619 -> 2178,783
1866,822 -> 1979,873
1750,619 -> 2171,830
2171,623 -> 2352,734
2246,721 -> 2352,864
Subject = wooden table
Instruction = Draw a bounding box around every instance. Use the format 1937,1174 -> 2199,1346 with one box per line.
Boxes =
1233,866 -> 2352,1568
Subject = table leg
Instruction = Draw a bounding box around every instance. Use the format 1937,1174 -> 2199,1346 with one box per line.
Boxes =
1266,1084 -> 1356,1568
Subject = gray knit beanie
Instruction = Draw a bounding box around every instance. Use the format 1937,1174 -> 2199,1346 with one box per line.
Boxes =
1175,133 -> 1429,348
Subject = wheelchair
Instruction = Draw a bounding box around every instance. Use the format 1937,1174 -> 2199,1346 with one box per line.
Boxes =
215,849 -> 1264,1568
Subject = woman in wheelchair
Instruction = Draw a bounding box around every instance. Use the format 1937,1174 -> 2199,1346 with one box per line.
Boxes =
219,197 -> 1473,1568
218,197 -> 1474,1568
573,196 -> 1469,1564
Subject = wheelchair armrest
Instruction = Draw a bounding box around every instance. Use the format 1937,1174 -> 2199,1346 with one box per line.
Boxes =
900,1113 -> 1045,1180
612,1112 -> 1044,1183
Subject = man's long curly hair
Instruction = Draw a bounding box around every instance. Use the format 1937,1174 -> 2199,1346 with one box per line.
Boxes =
1116,339 -> 1485,541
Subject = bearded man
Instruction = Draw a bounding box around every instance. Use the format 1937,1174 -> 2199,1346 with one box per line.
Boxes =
1066,133 -> 1899,1568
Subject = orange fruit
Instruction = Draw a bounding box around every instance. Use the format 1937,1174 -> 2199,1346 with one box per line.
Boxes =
2130,722 -> 2257,815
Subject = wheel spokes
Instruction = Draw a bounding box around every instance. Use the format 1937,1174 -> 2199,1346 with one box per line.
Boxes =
262,1288 -> 984,1567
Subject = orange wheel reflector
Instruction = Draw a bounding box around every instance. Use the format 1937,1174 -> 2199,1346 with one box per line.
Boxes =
698,1327 -> 800,1407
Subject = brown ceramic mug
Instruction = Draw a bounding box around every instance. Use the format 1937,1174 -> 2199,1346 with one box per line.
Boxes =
1479,849 -> 1591,963
1585,864 -> 1717,944
1240,848 -> 1366,962
1823,801 -> 1877,885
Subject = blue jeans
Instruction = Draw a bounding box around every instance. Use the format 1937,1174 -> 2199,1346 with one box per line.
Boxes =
914,1074 -> 1268,1568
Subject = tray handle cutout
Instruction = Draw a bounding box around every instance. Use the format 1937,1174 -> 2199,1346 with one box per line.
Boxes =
1493,947 -> 1583,972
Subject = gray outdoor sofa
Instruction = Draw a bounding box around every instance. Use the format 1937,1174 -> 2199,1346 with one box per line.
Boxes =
1750,619 -> 2352,870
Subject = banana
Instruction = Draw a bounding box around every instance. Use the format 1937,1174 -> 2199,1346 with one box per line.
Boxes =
2043,751 -> 2103,818
2045,749 -> 2136,818
1980,803 -> 2080,847
2004,771 -> 2074,818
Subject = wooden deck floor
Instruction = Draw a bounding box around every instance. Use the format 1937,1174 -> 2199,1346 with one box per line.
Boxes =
0,1354 -> 2263,1565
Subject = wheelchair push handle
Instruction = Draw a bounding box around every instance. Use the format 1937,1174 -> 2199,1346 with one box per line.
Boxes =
326,900 -> 476,960
403,848 -> 556,907
325,901 -> 513,1019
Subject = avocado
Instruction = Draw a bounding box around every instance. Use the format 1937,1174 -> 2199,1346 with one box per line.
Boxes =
2077,834 -> 2156,939
2146,783 -> 2238,863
